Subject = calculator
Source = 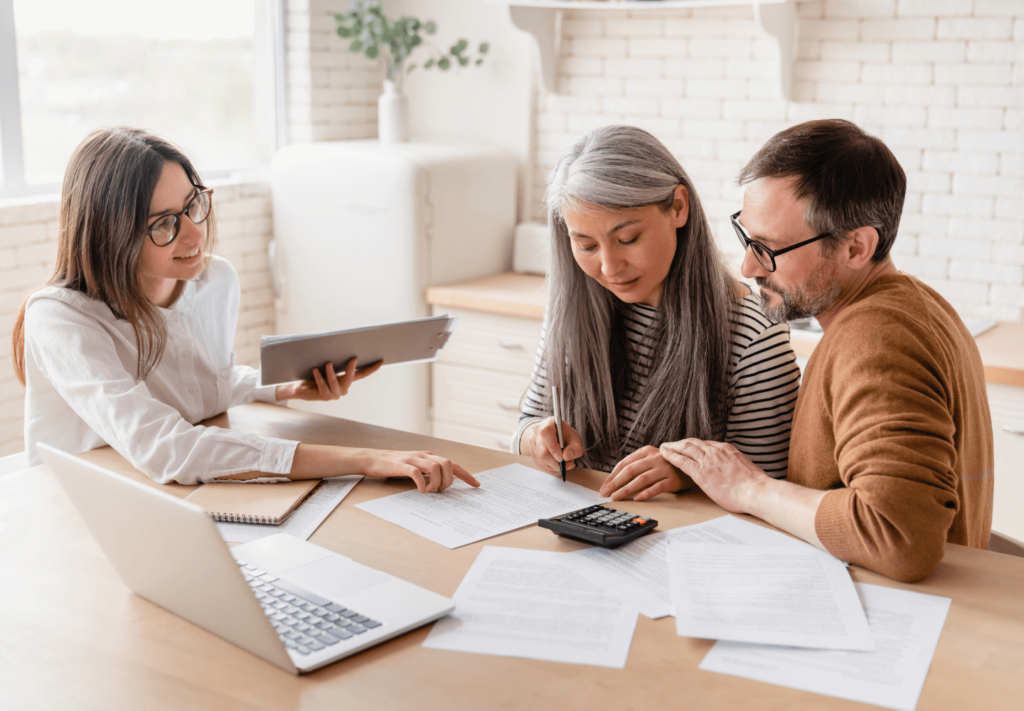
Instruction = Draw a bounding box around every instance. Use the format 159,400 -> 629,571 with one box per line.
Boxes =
538,505 -> 658,548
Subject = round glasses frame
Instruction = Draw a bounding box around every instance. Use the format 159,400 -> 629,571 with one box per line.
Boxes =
147,187 -> 214,247
730,210 -> 833,273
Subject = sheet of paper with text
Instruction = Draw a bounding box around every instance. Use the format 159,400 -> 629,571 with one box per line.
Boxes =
700,583 -> 951,711
356,464 -> 609,548
669,543 -> 875,651
423,546 -> 639,668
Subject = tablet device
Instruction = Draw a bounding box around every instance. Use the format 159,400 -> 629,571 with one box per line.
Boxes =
259,313 -> 457,386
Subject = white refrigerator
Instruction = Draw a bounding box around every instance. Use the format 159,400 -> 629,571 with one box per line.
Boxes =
270,141 -> 518,435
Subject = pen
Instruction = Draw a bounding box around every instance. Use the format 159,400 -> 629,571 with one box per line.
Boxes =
552,384 -> 566,482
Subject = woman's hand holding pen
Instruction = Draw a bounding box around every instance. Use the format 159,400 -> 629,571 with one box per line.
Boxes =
599,445 -> 695,501
522,418 -> 584,477
276,357 -> 383,402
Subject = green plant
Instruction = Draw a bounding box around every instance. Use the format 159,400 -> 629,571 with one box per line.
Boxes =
333,1 -> 489,82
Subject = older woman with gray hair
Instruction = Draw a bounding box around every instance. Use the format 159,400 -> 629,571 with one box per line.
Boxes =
512,125 -> 801,501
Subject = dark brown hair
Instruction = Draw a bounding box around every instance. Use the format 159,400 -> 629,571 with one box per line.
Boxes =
12,127 -> 216,385
738,119 -> 906,262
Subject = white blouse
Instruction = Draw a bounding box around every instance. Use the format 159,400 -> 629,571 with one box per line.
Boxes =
22,256 -> 298,484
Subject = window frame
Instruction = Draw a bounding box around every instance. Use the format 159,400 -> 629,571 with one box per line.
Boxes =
0,0 -> 286,199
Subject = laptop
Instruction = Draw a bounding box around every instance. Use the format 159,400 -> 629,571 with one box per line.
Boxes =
37,444 -> 455,674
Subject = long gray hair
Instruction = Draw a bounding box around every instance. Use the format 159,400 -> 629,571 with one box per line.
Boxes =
544,125 -> 733,468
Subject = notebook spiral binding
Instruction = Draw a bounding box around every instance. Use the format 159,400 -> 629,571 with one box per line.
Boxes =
210,512 -> 277,525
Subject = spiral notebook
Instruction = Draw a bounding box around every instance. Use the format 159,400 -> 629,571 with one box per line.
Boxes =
184,479 -> 320,524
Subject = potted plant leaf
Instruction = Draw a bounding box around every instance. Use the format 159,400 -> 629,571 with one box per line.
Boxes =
334,1 -> 489,143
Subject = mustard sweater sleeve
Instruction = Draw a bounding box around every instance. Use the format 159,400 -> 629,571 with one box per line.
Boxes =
813,308 -> 960,583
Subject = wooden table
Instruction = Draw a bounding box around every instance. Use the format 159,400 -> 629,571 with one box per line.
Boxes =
3,403 -> 1023,710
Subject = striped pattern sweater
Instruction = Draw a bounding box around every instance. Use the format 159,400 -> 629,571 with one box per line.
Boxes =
513,293 -> 801,475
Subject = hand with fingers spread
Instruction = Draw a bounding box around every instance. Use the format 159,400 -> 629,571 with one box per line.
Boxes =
599,445 -> 695,502
659,438 -> 770,514
275,357 -> 383,402
520,417 -> 584,478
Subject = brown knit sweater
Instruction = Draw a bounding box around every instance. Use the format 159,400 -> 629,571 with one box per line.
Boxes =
789,274 -> 994,583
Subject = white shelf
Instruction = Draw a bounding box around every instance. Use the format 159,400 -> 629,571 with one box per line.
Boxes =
504,0 -> 796,99
508,1 -> 786,9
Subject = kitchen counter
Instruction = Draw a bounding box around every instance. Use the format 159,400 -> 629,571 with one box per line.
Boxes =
426,272 -> 1024,387
425,271 -> 546,320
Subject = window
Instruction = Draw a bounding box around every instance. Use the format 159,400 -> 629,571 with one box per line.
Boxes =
0,0 -> 283,195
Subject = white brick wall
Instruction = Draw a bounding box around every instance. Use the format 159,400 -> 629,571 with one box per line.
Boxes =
285,0 -> 381,143
532,1 -> 1024,323
0,178 -> 275,458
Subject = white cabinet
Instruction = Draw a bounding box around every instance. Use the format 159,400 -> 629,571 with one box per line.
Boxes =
430,307 -> 542,453
989,383 -> 1024,543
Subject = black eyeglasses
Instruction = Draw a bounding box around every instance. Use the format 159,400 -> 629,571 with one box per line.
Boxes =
731,210 -> 832,273
147,187 -> 214,247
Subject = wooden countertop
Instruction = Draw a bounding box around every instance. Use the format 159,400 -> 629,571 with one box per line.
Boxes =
426,272 -> 1024,388
426,271 -> 546,320
6,402 -> 1023,710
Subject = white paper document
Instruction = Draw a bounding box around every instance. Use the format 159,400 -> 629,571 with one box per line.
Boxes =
569,515 -> 805,619
356,464 -> 609,548
700,583 -> 951,711
216,476 -> 362,543
669,543 -> 874,651
423,546 -> 639,668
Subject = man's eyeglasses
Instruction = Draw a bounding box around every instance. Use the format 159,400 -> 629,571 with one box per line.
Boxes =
731,210 -> 832,273
147,187 -> 214,247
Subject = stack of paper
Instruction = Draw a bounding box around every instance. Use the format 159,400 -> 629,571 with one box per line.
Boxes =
216,476 -> 362,544
700,584 -> 951,711
418,510 -> 951,700
566,514 -> 804,619
649,518 -> 951,711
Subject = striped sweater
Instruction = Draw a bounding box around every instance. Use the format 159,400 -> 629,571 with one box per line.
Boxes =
513,293 -> 801,475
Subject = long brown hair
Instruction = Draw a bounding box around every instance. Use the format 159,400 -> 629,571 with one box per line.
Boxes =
12,127 -> 216,385
543,125 -> 733,469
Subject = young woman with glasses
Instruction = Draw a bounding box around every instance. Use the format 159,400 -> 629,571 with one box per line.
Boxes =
12,127 -> 478,491
514,125 -> 801,501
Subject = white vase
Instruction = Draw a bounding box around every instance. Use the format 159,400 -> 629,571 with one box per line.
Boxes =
377,80 -> 408,144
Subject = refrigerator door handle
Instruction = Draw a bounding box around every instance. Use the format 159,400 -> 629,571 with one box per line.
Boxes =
269,239 -> 282,298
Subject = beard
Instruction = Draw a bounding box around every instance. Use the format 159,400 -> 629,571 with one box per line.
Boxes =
755,259 -> 842,324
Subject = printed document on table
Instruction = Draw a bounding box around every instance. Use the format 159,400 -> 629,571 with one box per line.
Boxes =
216,476 -> 362,543
423,546 -> 639,668
669,543 -> 874,651
356,463 -> 609,548
568,515 -> 805,619
700,583 -> 951,711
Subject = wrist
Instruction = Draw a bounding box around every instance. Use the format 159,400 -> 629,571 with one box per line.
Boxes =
741,473 -> 778,520
520,421 -> 541,455
276,383 -> 297,402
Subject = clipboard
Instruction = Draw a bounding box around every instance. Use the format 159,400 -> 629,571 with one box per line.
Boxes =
259,313 -> 458,386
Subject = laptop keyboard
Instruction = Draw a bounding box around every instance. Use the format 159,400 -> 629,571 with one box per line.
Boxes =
236,560 -> 382,656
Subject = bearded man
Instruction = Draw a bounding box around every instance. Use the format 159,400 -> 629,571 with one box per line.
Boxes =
660,119 -> 994,583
